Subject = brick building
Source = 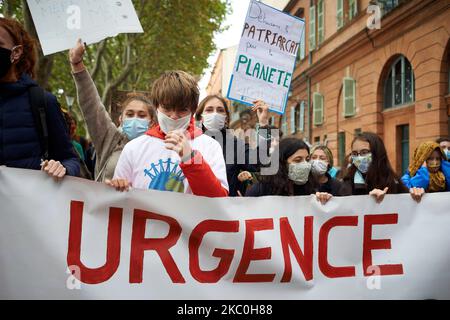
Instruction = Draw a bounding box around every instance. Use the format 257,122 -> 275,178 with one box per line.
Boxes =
282,0 -> 450,173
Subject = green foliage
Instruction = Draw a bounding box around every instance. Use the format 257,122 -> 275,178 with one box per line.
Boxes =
1,0 -> 230,133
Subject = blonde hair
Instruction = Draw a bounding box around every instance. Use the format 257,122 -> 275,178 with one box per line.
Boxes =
151,70 -> 199,113
119,92 -> 156,124
311,145 -> 334,168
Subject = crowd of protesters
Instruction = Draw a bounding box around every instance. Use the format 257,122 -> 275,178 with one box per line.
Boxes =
1,17 -> 449,206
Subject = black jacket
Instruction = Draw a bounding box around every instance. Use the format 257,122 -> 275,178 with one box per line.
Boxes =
318,173 -> 342,196
203,127 -> 270,196
245,181 -> 316,197
0,74 -> 80,176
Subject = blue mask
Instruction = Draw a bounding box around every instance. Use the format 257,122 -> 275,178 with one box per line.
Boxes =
446,150 -> 450,161
122,118 -> 149,140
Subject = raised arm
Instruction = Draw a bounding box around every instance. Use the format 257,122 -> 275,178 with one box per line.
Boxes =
70,39 -> 123,155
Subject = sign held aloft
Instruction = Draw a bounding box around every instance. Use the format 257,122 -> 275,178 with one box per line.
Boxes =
27,0 -> 143,56
227,0 -> 305,114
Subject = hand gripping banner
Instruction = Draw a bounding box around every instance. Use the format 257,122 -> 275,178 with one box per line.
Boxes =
0,167 -> 449,299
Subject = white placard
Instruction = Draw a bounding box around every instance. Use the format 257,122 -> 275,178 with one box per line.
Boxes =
227,0 -> 305,114
1,167 -> 450,300
27,0 -> 143,56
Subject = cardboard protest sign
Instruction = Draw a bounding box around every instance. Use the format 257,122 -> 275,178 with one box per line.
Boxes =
1,167 -> 450,300
227,0 -> 305,114
27,0 -> 143,55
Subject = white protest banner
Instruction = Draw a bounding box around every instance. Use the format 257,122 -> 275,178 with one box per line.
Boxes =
227,0 -> 305,114
1,167 -> 449,300
26,0 -> 143,56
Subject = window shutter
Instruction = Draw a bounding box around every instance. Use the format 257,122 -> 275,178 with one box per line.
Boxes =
300,24 -> 306,60
349,0 -> 358,20
299,101 -> 305,132
290,106 -> 296,134
343,77 -> 356,117
309,5 -> 316,51
313,93 -> 324,126
337,0 -> 344,29
318,1 -> 324,44
282,114 -> 288,134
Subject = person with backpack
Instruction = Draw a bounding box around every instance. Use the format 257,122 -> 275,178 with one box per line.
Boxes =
0,18 -> 79,179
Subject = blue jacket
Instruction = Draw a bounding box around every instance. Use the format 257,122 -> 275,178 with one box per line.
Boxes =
0,73 -> 80,176
401,161 -> 450,191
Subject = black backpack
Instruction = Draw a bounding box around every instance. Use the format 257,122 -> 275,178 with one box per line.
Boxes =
29,86 -> 49,161
28,86 -> 93,180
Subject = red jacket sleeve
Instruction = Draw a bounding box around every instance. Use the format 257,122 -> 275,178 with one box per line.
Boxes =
179,151 -> 229,197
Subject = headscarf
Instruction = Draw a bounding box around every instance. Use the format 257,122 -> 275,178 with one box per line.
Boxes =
409,142 -> 446,192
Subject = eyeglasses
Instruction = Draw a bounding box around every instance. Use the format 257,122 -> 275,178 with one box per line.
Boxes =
351,149 -> 371,157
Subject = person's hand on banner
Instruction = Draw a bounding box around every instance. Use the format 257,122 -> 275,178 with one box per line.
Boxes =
105,178 -> 131,192
69,38 -> 86,73
410,187 -> 425,203
41,160 -> 67,181
315,192 -> 333,205
165,130 -> 193,162
369,187 -> 389,203
238,171 -> 253,182
252,100 -> 270,126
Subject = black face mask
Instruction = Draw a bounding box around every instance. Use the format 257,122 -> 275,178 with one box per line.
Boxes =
0,47 -> 13,79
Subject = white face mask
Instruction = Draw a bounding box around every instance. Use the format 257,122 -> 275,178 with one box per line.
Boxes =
311,160 -> 329,176
157,110 -> 191,134
202,112 -> 226,131
288,161 -> 312,185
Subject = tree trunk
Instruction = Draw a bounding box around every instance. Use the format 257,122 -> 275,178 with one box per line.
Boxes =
21,0 -> 55,90
3,0 -> 14,17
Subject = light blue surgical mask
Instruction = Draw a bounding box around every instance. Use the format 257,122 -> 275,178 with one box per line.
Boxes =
122,118 -> 149,140
446,150 -> 450,161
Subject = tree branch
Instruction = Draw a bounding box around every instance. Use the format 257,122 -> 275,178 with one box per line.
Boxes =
90,39 -> 108,81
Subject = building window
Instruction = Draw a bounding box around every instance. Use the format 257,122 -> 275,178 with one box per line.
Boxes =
299,101 -> 305,132
378,0 -> 400,16
343,77 -> 356,117
314,136 -> 321,145
337,0 -> 358,29
399,125 -> 410,175
337,0 -> 344,29
317,0 -> 325,44
348,0 -> 358,20
384,56 -> 415,109
309,2 -> 316,51
313,92 -> 324,126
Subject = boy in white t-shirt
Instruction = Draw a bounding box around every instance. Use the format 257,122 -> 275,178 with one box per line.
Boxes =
106,70 -> 229,197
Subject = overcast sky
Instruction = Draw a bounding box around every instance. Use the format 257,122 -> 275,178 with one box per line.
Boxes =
198,0 -> 251,99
